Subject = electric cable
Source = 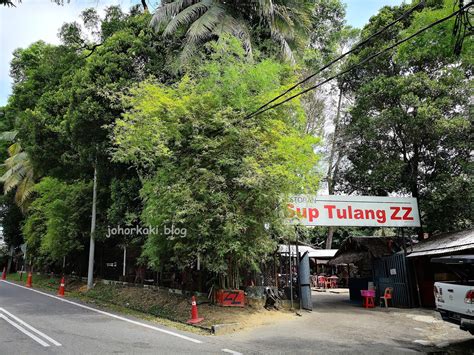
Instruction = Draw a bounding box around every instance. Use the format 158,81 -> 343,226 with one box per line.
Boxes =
246,1 -> 473,119
245,1 -> 427,119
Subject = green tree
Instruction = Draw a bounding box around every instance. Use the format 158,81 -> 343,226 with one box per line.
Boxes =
339,1 -> 472,233
0,193 -> 24,250
23,177 -> 91,265
0,131 -> 35,211
113,37 -> 320,288
151,0 -> 313,63
3,7 -> 176,272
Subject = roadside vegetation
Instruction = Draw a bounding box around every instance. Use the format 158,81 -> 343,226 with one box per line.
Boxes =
0,0 -> 471,289
7,273 -> 290,332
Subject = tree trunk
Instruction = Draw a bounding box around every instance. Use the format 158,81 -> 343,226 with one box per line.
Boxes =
325,87 -> 344,249
410,143 -> 423,234
7,245 -> 14,273
141,0 -> 148,12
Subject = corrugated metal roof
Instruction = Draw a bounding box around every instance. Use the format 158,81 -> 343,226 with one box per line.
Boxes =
407,229 -> 474,258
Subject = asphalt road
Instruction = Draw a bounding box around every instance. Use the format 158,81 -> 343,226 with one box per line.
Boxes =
2,280 -> 473,354
0,280 -> 240,354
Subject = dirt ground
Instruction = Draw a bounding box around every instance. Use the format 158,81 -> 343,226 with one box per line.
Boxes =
74,280 -> 292,330
217,291 -> 474,354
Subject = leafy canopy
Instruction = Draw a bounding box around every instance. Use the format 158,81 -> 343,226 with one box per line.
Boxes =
339,0 -> 472,233
23,177 -> 91,264
151,0 -> 314,64
113,37 -> 320,277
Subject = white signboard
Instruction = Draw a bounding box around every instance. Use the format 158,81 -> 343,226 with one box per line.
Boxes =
287,195 -> 420,227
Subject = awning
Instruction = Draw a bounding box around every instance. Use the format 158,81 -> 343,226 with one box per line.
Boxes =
407,229 -> 474,258
407,243 -> 474,258
328,251 -> 367,265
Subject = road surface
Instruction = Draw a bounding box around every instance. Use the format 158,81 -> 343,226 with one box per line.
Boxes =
0,280 -> 241,354
2,280 -> 473,354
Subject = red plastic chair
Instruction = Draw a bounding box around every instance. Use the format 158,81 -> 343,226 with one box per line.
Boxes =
380,287 -> 393,308
329,276 -> 338,289
318,276 -> 327,288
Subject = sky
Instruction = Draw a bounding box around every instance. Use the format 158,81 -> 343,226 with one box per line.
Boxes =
0,0 -> 406,106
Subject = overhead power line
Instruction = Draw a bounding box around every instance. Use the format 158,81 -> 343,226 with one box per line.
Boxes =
246,1 -> 473,119
245,1 -> 426,119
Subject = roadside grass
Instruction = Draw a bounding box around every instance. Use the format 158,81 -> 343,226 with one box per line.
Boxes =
8,272 -> 59,290
4,272 -> 207,334
83,284 -> 193,326
4,272 -> 292,334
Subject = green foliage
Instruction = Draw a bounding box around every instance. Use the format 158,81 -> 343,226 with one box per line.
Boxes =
113,38 -> 320,278
107,176 -> 142,227
339,1 -> 473,233
151,0 -> 314,64
0,131 -> 35,211
23,177 -> 91,263
0,193 -> 24,248
397,0 -> 473,65
304,0 -> 355,68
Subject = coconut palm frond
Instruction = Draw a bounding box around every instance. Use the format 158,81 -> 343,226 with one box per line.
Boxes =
163,2 -> 212,36
0,168 -> 13,184
6,151 -> 29,167
150,0 -> 198,31
0,135 -> 36,211
15,170 -> 35,206
272,30 -> 295,65
185,3 -> 225,42
0,130 -> 18,142
280,4 -> 311,34
273,15 -> 295,41
153,0 -> 310,64
273,4 -> 293,27
256,0 -> 275,19
3,172 -> 22,194
7,142 -> 22,158
217,15 -> 253,57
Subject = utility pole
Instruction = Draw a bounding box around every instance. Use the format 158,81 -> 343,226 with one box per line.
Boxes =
288,237 -> 293,310
295,226 -> 302,313
87,162 -> 97,290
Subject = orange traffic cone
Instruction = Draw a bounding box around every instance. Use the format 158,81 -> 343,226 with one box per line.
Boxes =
57,276 -> 65,297
1,267 -> 6,280
187,295 -> 204,324
25,272 -> 33,288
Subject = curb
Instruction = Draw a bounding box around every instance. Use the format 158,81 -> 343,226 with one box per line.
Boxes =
211,323 -> 241,335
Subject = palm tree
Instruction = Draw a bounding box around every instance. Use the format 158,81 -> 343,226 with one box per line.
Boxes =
0,131 -> 35,211
150,0 -> 312,64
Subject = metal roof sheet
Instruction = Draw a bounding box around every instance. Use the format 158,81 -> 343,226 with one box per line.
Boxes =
407,229 -> 474,258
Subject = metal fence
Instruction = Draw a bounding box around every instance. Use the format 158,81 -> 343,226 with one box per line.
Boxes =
373,252 -> 416,308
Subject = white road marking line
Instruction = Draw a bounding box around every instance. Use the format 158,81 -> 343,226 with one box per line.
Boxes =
222,349 -> 243,355
1,280 -> 203,344
0,314 -> 50,347
0,307 -> 62,346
